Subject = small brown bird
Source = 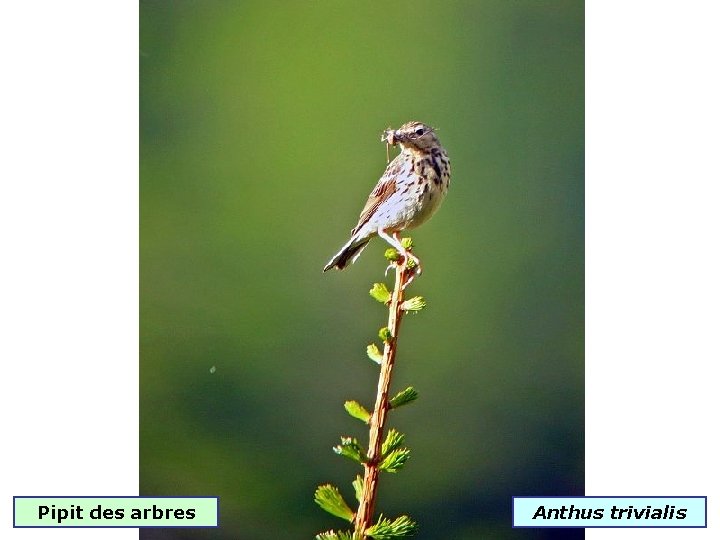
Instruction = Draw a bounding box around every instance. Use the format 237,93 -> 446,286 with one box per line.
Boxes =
323,121 -> 451,272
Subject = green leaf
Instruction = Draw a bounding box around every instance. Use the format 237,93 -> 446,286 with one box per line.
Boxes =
381,429 -> 405,456
400,296 -> 426,312
344,400 -> 370,423
400,237 -> 413,250
384,248 -> 400,262
366,514 -> 418,539
366,343 -> 383,364
333,436 -> 366,464
378,327 -> 392,342
352,475 -> 363,503
369,282 -> 392,304
313,484 -> 354,522
379,447 -> 411,473
389,387 -> 418,409
315,530 -> 358,540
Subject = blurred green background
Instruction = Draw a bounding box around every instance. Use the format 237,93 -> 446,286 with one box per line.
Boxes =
140,1 -> 583,539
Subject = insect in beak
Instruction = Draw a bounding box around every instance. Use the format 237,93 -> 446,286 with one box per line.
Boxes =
381,127 -> 397,164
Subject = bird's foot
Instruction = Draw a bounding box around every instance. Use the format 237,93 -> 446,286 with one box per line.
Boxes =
402,257 -> 421,289
377,229 -> 423,289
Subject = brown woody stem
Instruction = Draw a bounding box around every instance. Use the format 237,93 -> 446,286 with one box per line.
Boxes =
353,259 -> 411,537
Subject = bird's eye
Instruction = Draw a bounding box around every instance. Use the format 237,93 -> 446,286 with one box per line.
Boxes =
415,128 -> 425,136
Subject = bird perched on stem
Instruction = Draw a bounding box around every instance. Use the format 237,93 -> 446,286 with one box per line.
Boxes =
323,121 -> 451,274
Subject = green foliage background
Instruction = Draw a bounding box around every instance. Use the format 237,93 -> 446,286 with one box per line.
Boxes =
140,1 -> 583,538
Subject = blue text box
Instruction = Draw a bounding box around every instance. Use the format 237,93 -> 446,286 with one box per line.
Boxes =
513,496 -> 706,528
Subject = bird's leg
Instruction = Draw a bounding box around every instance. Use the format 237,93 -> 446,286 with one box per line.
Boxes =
392,232 -> 421,271
378,229 -> 422,287
393,232 -> 422,289
378,228 -> 406,258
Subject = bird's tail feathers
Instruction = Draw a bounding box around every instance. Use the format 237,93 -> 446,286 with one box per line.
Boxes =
323,237 -> 370,271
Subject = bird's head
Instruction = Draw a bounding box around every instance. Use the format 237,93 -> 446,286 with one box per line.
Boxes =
382,121 -> 439,152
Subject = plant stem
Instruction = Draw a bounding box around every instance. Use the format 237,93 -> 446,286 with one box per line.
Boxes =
354,261 -> 410,537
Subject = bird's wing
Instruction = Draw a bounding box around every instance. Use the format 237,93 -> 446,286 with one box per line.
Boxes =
351,177 -> 396,236
350,156 -> 406,236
